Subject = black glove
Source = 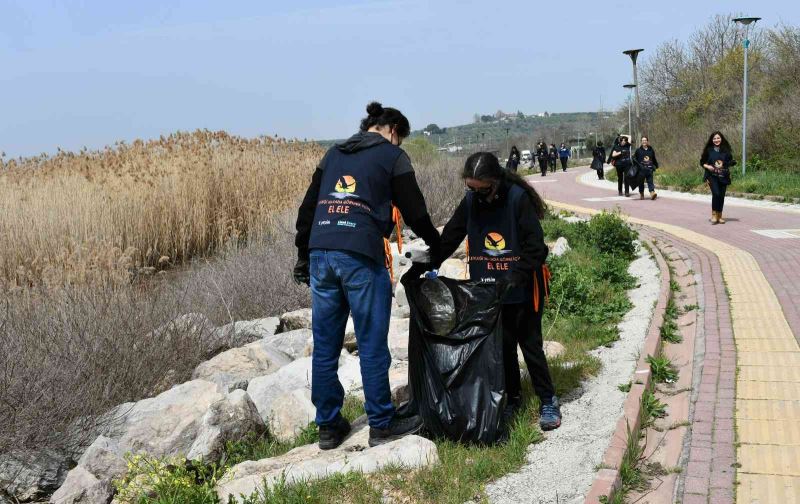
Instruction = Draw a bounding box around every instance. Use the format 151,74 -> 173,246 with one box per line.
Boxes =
406,261 -> 433,279
293,259 -> 310,286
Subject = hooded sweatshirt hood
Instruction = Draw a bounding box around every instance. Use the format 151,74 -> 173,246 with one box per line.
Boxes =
335,131 -> 389,154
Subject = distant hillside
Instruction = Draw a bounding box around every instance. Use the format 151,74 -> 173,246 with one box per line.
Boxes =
317,111 -> 623,157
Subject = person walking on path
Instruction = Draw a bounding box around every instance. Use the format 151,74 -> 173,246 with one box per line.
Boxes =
610,135 -> 633,196
701,131 -> 736,224
536,141 -> 549,176
558,143 -> 571,172
634,136 -> 659,200
506,145 -> 520,173
591,141 -> 606,180
548,144 -> 558,173
432,152 -> 562,431
294,101 -> 442,449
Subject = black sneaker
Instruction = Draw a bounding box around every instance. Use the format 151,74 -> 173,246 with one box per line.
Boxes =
318,416 -> 351,450
368,414 -> 423,447
502,396 -> 522,424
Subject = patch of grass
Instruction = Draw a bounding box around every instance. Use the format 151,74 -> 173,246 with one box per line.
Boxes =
647,355 -> 679,384
238,473 -> 382,504
618,382 -> 632,393
641,390 -> 667,426
656,168 -> 800,201
660,297 -> 682,344
682,303 -> 699,313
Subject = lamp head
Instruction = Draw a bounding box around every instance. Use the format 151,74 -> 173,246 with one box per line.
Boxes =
623,49 -> 645,63
733,17 -> 761,26
623,84 -> 637,89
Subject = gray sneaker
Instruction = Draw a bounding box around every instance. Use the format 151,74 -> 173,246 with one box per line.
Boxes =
368,414 -> 423,447
539,396 -> 562,431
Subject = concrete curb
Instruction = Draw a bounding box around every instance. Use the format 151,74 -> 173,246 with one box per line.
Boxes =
583,236 -> 672,504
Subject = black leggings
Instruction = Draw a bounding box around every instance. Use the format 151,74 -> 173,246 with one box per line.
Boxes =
615,164 -> 630,194
539,159 -> 548,175
502,285 -> 555,403
560,157 -> 568,170
708,176 -> 727,212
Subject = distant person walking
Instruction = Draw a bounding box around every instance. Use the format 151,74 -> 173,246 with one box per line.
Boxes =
548,144 -> 558,173
506,145 -> 520,173
536,142 -> 549,176
610,135 -> 633,196
558,143 -> 571,171
591,142 -> 606,180
634,136 -> 659,200
701,131 -> 736,224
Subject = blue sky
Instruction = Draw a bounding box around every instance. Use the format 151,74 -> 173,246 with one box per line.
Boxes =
2,0 -> 799,157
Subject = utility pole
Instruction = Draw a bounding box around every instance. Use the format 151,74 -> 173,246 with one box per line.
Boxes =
623,49 -> 644,143
734,17 -> 761,175
623,84 -> 636,141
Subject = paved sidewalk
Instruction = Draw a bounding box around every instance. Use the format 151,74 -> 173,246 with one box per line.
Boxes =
529,167 -> 800,503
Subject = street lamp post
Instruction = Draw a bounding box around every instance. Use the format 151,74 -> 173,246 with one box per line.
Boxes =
623,49 -> 644,143
733,17 -> 761,176
623,84 -> 636,141
505,128 -> 510,154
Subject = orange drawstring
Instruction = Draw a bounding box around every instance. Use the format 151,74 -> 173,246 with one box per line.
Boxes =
533,264 -> 552,313
385,206 -> 404,282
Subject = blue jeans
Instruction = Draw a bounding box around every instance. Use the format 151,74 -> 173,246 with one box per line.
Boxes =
310,249 -> 394,429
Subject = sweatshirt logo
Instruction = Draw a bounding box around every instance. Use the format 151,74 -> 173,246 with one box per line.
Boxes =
331,175 -> 358,199
643,155 -> 650,163
484,232 -> 511,256
714,159 -> 724,169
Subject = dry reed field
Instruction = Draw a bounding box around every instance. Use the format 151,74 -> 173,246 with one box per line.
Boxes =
0,130 -> 324,290
0,132 -> 464,459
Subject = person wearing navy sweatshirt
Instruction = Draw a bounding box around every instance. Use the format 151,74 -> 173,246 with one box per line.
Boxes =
700,131 -> 736,224
294,102 -> 442,450
431,152 -> 562,431
634,136 -> 659,200
558,143 -> 571,171
610,135 -> 633,196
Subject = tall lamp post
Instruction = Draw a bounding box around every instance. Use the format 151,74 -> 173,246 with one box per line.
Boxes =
623,84 -> 636,141
623,49 -> 644,142
733,16 -> 761,176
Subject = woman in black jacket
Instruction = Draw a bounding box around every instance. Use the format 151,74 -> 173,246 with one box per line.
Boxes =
634,136 -> 659,200
548,144 -> 558,173
536,142 -> 549,176
610,135 -> 633,196
433,152 -> 561,431
701,131 -> 736,224
591,142 -> 606,180
506,145 -> 520,173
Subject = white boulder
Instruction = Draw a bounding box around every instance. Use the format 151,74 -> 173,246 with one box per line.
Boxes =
49,437 -> 125,504
192,340 -> 293,392
263,328 -> 313,360
215,418 -> 438,502
187,390 -> 266,462
388,318 -> 411,361
279,308 -> 312,332
551,237 -> 571,257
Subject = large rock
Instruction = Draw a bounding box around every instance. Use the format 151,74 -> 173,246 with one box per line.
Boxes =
49,437 -> 125,504
265,389 -> 317,442
517,340 -> 567,364
263,328 -> 313,360
187,390 -> 266,462
215,418 -> 438,501
247,356 -> 362,432
104,379 -> 223,458
48,466 -> 110,504
0,449 -> 70,501
279,308 -> 312,332
192,340 -> 292,392
389,361 -> 410,404
394,282 -> 409,308
212,317 -> 281,351
388,318 -> 410,361
550,237 -> 571,257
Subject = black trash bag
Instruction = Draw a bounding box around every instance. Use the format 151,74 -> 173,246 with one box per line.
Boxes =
401,273 -> 507,444
626,163 -> 643,189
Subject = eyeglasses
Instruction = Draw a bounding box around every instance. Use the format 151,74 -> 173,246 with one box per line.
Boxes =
465,182 -> 494,196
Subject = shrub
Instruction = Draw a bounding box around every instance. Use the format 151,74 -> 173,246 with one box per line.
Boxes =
586,212 -> 638,259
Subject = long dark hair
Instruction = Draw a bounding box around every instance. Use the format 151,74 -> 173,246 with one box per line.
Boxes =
359,101 -> 410,138
700,130 -> 732,164
510,145 -> 519,157
461,152 -> 546,218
